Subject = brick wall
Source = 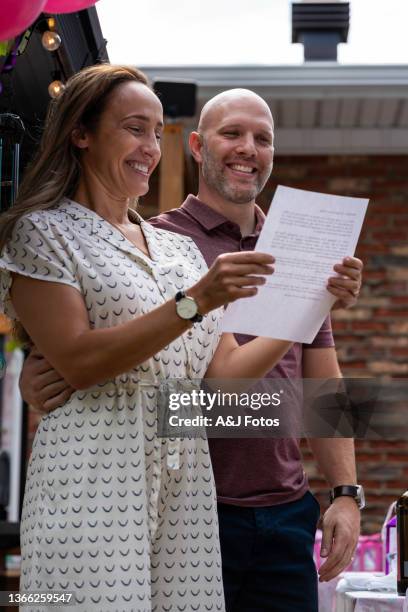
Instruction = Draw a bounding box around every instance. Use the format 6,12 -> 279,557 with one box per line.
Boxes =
260,154 -> 408,533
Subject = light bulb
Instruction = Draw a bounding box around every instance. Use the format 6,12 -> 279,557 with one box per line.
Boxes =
48,80 -> 65,99
42,31 -> 62,52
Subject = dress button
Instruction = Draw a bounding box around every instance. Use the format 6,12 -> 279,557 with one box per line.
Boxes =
187,331 -> 193,339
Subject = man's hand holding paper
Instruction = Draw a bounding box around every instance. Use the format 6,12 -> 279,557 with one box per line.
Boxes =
221,185 -> 368,343
328,256 -> 363,310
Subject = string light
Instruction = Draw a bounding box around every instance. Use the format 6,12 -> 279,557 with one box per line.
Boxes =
39,18 -> 65,99
41,30 -> 61,51
48,79 -> 65,99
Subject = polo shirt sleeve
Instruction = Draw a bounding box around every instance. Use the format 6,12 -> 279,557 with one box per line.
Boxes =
303,315 -> 335,349
0,212 -> 80,320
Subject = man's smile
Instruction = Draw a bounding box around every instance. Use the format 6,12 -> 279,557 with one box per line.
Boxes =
226,162 -> 258,178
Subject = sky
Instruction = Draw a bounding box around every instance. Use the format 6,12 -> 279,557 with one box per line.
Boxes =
96,0 -> 408,66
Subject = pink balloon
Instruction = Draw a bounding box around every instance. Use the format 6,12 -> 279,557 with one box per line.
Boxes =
0,0 -> 47,41
44,0 -> 99,14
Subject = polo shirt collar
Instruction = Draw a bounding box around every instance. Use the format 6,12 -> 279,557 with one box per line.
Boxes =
181,194 -> 265,235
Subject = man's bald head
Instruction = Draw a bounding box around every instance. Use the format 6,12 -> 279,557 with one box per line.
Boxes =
198,88 -> 273,134
189,87 -> 275,206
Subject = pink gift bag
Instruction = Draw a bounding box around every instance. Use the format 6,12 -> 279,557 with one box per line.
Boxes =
314,529 -> 383,572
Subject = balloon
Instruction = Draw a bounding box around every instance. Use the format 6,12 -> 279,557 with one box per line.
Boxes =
43,0 -> 99,14
0,0 -> 47,41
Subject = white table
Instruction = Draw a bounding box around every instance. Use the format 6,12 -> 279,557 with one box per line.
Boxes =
346,590 -> 405,612
334,572 -> 407,612
335,590 -> 406,612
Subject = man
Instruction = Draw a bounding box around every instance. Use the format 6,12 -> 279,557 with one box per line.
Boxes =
21,89 -> 362,611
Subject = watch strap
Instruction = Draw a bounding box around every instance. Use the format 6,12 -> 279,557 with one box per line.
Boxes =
329,485 -> 364,508
330,485 -> 358,499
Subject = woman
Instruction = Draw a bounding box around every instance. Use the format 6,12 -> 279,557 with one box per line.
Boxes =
0,65 -> 292,611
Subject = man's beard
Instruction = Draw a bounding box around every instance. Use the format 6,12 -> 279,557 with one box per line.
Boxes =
201,142 -> 271,204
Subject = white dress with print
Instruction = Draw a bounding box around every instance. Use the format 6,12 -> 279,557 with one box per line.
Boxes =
0,200 -> 225,612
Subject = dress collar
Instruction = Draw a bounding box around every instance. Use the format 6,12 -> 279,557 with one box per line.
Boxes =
58,198 -> 160,264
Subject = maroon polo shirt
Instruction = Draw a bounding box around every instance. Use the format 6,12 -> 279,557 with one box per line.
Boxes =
148,195 -> 334,507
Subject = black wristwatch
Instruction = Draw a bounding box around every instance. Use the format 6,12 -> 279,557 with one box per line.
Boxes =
329,485 -> 365,509
175,291 -> 203,323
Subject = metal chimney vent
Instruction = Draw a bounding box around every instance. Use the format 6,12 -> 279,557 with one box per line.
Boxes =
292,2 -> 350,62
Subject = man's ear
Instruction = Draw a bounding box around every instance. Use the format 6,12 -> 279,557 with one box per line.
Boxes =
189,131 -> 203,163
71,125 -> 89,150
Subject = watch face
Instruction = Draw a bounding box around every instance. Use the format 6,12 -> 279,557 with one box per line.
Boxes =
356,485 -> 366,509
177,297 -> 198,319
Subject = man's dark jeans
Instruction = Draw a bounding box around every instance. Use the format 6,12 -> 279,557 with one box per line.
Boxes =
218,491 -> 321,611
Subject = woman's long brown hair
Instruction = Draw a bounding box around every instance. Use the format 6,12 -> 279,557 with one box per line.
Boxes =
0,64 -> 150,344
